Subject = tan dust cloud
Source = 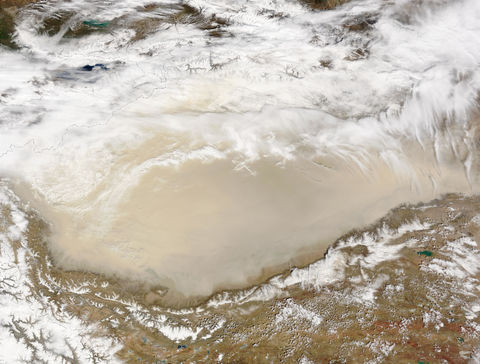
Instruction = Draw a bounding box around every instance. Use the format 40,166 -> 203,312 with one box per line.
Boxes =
12,121 -> 479,304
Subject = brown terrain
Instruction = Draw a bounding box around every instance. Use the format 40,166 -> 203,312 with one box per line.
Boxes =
0,0 -> 351,48
2,1 -> 479,363
2,192 -> 478,363
0,0 -> 37,47
299,0 -> 351,11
